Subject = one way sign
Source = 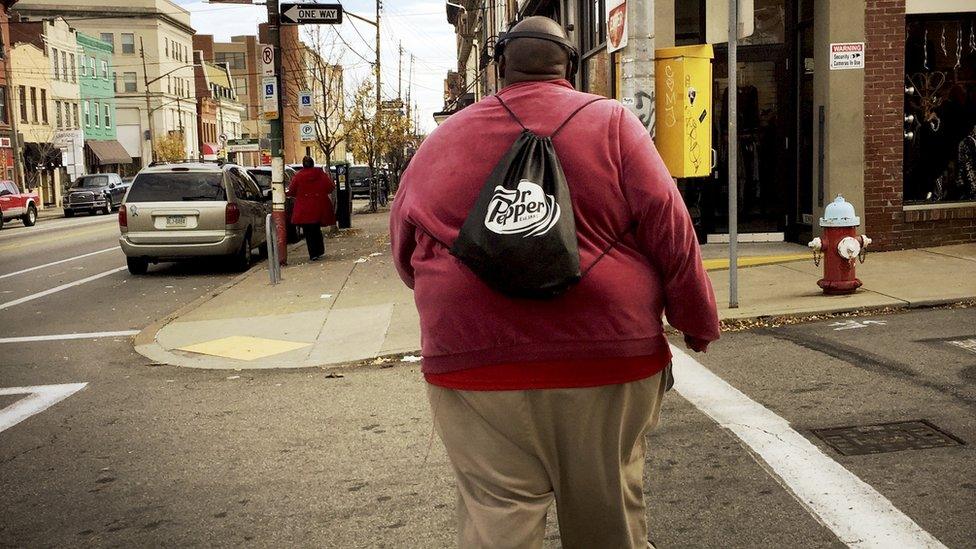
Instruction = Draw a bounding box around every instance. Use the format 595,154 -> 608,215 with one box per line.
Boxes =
280,3 -> 343,25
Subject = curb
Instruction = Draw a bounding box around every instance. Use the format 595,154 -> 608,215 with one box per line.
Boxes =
718,297 -> 974,332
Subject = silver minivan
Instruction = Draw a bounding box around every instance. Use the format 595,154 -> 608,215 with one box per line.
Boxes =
119,162 -> 270,274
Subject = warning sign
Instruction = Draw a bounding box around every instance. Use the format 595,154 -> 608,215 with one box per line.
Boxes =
829,42 -> 865,70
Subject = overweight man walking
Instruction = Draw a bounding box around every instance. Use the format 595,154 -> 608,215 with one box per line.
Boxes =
391,16 -> 719,548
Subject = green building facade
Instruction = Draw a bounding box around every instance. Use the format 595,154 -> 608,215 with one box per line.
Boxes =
77,32 -> 116,141
77,32 -> 131,172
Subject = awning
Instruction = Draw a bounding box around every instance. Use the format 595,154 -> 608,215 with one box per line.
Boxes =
86,139 -> 132,165
201,142 -> 219,161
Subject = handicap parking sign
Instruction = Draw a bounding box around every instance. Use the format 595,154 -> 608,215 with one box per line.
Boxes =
298,90 -> 313,119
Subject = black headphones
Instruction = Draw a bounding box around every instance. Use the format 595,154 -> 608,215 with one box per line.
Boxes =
493,30 -> 580,80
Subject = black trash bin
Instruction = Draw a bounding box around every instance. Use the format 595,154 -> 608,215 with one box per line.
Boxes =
331,164 -> 353,229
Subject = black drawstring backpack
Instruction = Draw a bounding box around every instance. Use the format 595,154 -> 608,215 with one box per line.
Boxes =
451,95 -> 607,299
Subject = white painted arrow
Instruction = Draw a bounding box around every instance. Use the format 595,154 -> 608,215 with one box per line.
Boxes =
0,383 -> 88,434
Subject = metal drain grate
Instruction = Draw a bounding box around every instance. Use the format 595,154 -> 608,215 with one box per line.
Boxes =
811,420 -> 965,456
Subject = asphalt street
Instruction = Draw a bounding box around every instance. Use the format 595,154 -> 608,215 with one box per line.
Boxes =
0,212 -> 973,547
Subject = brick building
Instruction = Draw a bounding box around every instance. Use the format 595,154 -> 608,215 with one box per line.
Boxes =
0,0 -> 17,185
448,0 -> 976,250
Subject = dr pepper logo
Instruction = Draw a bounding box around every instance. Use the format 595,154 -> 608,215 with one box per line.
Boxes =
484,180 -> 561,237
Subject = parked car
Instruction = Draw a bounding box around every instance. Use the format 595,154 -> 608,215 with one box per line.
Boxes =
0,181 -> 39,229
64,173 -> 128,217
346,165 -> 370,198
119,162 -> 270,275
246,166 -> 300,243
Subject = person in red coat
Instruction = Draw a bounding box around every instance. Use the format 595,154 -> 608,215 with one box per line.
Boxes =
286,156 -> 336,261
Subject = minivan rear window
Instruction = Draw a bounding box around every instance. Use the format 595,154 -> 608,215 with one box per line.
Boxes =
126,173 -> 226,202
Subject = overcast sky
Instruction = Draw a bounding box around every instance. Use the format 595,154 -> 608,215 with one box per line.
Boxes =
175,0 -> 457,133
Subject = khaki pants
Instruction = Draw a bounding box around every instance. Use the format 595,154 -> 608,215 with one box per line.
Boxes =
427,372 -> 666,549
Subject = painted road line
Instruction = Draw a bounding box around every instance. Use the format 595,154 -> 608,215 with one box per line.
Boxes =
670,345 -> 947,549
0,266 -> 126,311
0,247 -> 120,280
0,383 -> 88,434
0,216 -> 114,240
0,224 -> 118,253
0,330 -> 139,344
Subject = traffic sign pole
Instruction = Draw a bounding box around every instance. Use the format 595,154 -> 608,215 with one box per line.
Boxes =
266,0 -> 288,265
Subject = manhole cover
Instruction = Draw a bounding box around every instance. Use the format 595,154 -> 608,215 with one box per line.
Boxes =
811,420 -> 965,456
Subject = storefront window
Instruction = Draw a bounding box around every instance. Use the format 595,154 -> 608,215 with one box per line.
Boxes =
579,0 -> 614,98
904,15 -> 976,203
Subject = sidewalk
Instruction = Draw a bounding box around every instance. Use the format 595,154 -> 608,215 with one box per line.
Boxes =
37,206 -> 64,220
135,211 -> 976,370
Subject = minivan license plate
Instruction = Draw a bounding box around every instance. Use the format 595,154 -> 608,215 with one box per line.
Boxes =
166,215 -> 187,227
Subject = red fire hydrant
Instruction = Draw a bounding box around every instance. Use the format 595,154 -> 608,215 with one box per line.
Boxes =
808,195 -> 872,295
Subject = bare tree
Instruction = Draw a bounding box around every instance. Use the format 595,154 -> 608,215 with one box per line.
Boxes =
282,26 -> 347,164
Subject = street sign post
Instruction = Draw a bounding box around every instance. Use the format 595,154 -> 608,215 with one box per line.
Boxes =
280,3 -> 342,24
260,44 -> 275,77
261,77 -> 279,120
299,122 -> 316,142
298,90 -> 313,119
226,138 -> 260,153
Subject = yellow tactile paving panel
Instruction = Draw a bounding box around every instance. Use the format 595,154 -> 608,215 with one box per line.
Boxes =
702,254 -> 811,271
178,336 -> 311,361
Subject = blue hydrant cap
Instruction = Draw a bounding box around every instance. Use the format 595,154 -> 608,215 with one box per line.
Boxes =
820,195 -> 860,227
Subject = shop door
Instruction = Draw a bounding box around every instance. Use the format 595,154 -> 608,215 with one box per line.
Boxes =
701,0 -> 797,239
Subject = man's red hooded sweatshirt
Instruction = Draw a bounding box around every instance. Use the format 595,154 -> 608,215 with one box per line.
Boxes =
390,80 -> 719,389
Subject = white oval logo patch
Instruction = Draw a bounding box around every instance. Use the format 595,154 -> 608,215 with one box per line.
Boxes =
484,179 -> 560,237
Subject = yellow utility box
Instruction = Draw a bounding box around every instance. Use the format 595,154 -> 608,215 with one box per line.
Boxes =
654,44 -> 713,178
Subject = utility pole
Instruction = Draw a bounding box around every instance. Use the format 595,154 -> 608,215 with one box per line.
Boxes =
398,41 -> 403,101
140,37 -> 156,164
406,53 -> 413,123
372,0 -> 382,212
618,0 -> 654,137
267,0 -> 288,264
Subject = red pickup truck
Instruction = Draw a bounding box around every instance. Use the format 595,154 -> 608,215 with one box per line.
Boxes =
0,180 -> 39,229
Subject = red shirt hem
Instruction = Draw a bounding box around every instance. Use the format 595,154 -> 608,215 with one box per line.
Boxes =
424,351 -> 672,391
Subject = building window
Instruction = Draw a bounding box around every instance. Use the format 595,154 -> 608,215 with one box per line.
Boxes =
18,86 -> 26,122
579,0 -> 612,98
94,101 -> 100,127
52,48 -> 59,80
104,104 -> 111,128
121,33 -> 135,54
0,86 -> 7,125
165,38 -> 169,58
55,101 -> 62,128
100,33 -> 113,49
29,87 -> 37,123
80,54 -> 87,77
61,50 -> 68,81
83,100 -> 90,126
102,60 -> 108,79
123,72 -> 137,92
89,57 -> 95,78
215,51 -> 246,70
73,103 -> 79,128
70,53 -> 76,82
40,89 -> 47,124
904,15 -> 976,203
167,75 -> 171,94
